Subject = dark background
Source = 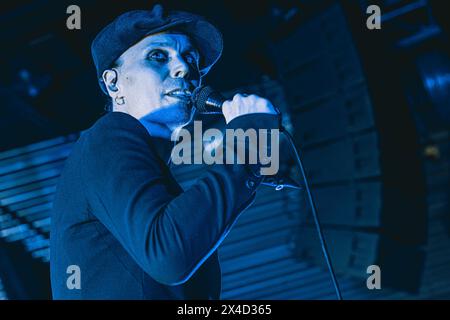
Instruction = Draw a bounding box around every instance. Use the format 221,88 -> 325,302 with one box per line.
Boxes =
0,0 -> 448,299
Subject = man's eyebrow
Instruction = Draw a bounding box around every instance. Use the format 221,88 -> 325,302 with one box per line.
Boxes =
146,42 -> 199,55
146,41 -> 172,47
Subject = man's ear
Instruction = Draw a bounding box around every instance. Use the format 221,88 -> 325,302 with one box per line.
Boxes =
102,69 -> 119,96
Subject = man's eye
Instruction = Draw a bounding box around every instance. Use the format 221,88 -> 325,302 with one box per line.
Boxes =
184,54 -> 197,66
148,50 -> 167,62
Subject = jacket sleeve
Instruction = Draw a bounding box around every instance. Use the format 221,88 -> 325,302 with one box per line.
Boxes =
81,111 -> 280,285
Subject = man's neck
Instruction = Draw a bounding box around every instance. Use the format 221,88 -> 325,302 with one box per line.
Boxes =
138,120 -> 173,140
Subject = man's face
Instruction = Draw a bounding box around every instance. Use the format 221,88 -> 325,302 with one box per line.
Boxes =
113,32 -> 201,132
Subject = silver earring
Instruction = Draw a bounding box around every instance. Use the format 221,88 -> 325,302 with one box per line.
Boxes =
115,96 -> 125,105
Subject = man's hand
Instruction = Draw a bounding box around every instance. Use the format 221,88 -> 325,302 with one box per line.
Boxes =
222,94 -> 278,124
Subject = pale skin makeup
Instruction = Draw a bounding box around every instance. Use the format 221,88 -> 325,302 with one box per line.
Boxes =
102,31 -> 277,141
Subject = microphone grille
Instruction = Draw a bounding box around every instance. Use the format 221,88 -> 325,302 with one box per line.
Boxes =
191,86 -> 214,113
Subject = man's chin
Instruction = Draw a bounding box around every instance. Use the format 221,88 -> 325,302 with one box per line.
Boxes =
139,102 -> 195,131
169,108 -> 195,130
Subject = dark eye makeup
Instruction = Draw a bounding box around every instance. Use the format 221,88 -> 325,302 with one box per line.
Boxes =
147,49 -> 168,62
147,48 -> 198,66
184,53 -> 198,66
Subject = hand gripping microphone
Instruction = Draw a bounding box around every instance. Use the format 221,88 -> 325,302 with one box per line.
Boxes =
190,85 -> 300,190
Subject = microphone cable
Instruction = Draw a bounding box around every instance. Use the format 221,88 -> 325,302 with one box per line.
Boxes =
281,126 -> 343,300
191,85 -> 342,299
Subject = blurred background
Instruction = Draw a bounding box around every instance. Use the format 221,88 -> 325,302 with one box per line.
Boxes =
0,0 -> 448,299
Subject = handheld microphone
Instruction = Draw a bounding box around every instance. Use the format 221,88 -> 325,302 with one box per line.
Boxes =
190,86 -> 226,114
190,85 -> 301,191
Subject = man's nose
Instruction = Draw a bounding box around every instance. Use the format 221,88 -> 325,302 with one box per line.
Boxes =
169,55 -> 190,79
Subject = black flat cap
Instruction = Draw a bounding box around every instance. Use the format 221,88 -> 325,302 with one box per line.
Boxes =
91,4 -> 223,94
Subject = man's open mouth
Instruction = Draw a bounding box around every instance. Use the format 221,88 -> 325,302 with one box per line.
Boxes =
165,89 -> 192,100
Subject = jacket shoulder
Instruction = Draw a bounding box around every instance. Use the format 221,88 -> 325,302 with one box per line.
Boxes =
87,112 -> 147,136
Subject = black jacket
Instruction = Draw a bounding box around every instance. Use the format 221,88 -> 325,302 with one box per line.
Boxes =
50,111 -> 279,299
